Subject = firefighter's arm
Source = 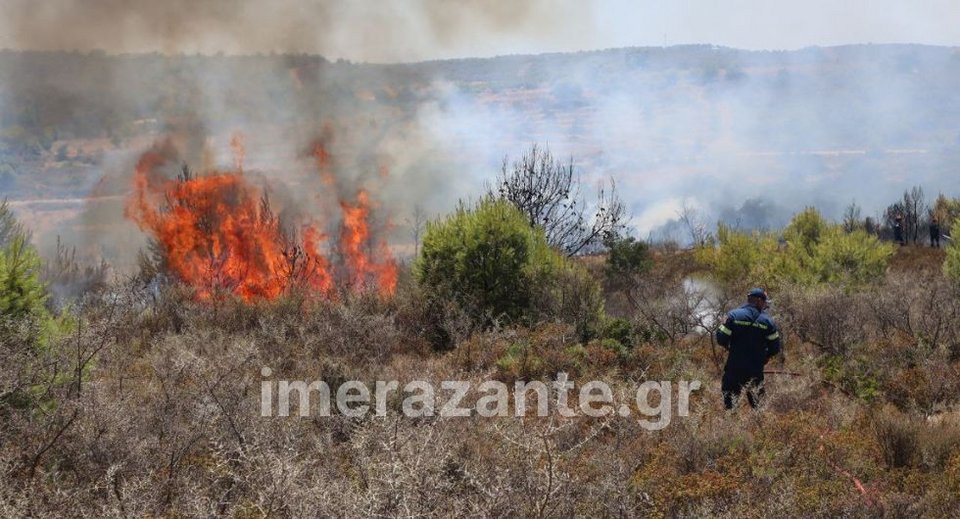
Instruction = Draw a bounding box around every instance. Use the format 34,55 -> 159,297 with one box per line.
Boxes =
764,322 -> 782,361
716,315 -> 734,349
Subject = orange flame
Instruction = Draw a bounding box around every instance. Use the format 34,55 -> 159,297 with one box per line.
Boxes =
125,137 -> 397,301
125,142 -> 333,301
312,142 -> 336,186
339,190 -> 397,296
310,124 -> 337,186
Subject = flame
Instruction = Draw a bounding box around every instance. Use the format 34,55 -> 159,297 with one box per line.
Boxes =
312,142 -> 336,186
310,124 -> 337,186
339,190 -> 398,296
125,138 -> 397,301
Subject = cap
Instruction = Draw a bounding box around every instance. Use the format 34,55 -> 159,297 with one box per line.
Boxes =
747,288 -> 769,301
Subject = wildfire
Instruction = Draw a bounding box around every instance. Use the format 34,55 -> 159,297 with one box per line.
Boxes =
310,125 -> 337,186
339,190 -> 398,294
312,142 -> 335,186
125,138 -> 396,301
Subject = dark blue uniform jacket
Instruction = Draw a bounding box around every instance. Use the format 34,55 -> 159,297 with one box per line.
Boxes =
716,304 -> 782,374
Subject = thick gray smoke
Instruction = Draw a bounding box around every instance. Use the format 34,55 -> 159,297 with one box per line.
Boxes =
2,2 -> 959,267
0,0 -> 599,267
416,45 -> 960,241
0,0 -> 595,62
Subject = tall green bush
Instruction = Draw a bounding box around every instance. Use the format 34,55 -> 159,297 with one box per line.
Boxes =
0,199 -> 28,249
697,208 -> 893,289
695,223 -> 779,288
784,207 -> 828,257
605,235 -> 652,282
778,209 -> 893,288
0,201 -> 66,349
0,236 -> 47,319
416,200 -> 556,323
415,199 -> 601,336
813,227 -> 892,286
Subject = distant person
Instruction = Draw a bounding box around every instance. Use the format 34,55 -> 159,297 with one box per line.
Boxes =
930,218 -> 941,248
894,214 -> 905,246
716,288 -> 782,410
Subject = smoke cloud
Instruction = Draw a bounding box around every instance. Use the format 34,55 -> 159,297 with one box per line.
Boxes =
2,2 -> 959,266
0,0 -> 596,62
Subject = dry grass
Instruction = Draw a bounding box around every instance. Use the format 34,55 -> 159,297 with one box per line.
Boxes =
2,251 -> 960,517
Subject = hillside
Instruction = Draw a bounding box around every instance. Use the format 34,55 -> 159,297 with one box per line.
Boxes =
4,44 -> 960,259
3,197 -> 960,515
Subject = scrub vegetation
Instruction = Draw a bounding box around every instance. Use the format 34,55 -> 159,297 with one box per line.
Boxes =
3,171 -> 960,517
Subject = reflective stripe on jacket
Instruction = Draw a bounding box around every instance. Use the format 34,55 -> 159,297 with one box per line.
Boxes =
716,304 -> 781,374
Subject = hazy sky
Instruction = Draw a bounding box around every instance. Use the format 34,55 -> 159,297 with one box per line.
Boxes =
0,0 -> 958,62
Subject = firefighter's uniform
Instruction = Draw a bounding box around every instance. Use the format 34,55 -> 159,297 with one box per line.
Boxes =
716,290 -> 782,409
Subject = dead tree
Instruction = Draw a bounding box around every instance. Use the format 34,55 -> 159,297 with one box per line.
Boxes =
492,144 -> 626,256
884,186 -> 928,244
407,204 -> 427,257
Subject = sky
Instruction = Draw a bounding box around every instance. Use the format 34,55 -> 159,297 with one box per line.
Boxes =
0,0 -> 958,62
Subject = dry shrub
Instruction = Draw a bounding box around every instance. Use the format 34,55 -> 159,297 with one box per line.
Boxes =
775,284 -> 863,357
8,232 -> 960,516
531,261 -> 605,342
394,280 -> 473,353
866,271 -> 960,356
627,274 -> 715,344
41,238 -> 109,311
489,323 -> 583,381
763,367 -> 825,414
884,359 -> 960,415
871,405 -> 960,473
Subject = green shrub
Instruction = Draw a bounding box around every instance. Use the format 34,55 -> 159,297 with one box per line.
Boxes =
778,208 -> 893,288
634,320 -> 670,345
814,227 -> 893,286
694,223 -> 778,288
600,317 -> 634,347
605,235 -> 652,282
946,219 -> 960,283
495,341 -> 542,377
785,207 -> 829,257
0,202 -> 69,349
0,236 -> 47,320
0,198 -> 28,249
698,208 -> 893,290
416,199 -> 559,324
822,354 -> 881,402
415,199 -> 601,336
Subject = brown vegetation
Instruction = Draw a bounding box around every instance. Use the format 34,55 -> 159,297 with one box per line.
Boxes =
3,240 -> 960,517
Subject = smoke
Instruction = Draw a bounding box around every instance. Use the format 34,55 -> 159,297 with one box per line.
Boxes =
412,44 -> 960,243
0,0 -> 596,62
2,3 -> 960,268
0,0 -> 595,267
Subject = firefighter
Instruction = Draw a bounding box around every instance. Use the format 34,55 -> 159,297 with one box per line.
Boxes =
893,214 -> 905,246
930,218 -> 941,248
716,288 -> 782,410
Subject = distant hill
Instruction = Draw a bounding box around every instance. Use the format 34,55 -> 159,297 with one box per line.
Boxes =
3,44 -> 960,244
